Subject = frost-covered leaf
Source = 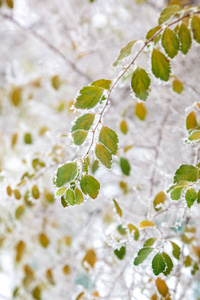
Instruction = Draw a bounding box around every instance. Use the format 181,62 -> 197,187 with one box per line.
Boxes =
82,249 -> 97,268
178,23 -> 192,55
131,67 -> 151,100
120,157 -> 131,176
185,188 -> 197,208
95,143 -> 112,169
74,188 -> 84,205
158,5 -> 181,25
80,175 -> 100,199
172,78 -> 184,94
153,191 -> 166,211
72,130 -> 88,145
127,224 -> 139,241
71,113 -> 95,132
170,241 -> 181,260
188,130 -> 200,141
75,86 -> 104,109
99,126 -> 119,155
55,162 -> 78,187
113,199 -> 122,218
140,220 -> 155,228
162,252 -> 173,276
143,238 -> 157,247
186,111 -> 197,130
135,102 -> 147,120
174,164 -> 198,183
151,48 -> 170,81
55,187 -> 66,196
152,253 -> 166,276
161,27 -> 179,58
113,40 -> 137,66
146,25 -> 161,40
65,189 -> 75,206
120,119 -> 128,134
170,186 -> 184,200
91,79 -> 112,90
134,247 -> 154,266
114,245 -> 126,260
155,277 -> 169,297
191,15 -> 200,43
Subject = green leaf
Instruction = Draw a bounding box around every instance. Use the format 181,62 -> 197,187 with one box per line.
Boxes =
24,133 -> 32,144
55,187 -> 66,196
131,67 -> 151,101
178,23 -> 192,55
99,126 -> 119,155
95,143 -> 112,169
114,245 -> 126,260
117,225 -> 127,235
170,241 -> 181,260
153,191 -> 166,211
135,102 -> 147,120
197,189 -> 200,204
134,247 -> 154,266
162,252 -> 173,276
191,15 -> 200,43
65,189 -> 75,206
80,175 -> 100,199
55,162 -> 78,187
113,40 -> 137,66
143,238 -> 157,247
170,186 -> 184,200
186,111 -> 197,130
158,5 -> 181,25
185,188 -> 197,208
71,113 -> 95,132
127,224 -> 140,241
188,130 -> 200,141
74,188 -> 84,205
172,78 -> 184,94
61,195 -> 68,208
152,253 -> 166,276
113,199 -> 122,218
146,25 -> 161,40
174,164 -> 198,183
75,86 -> 104,109
120,157 -> 131,176
72,130 -> 88,145
91,160 -> 99,174
15,205 -> 25,220
161,27 -> 179,58
91,79 -> 112,90
151,48 -> 170,81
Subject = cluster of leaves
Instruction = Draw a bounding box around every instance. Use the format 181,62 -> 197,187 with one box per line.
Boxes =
55,4 -> 200,208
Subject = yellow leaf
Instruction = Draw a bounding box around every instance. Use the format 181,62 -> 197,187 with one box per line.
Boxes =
13,189 -> 21,200
15,240 -> 26,263
62,264 -> 71,275
82,249 -> 97,269
11,133 -> 18,148
135,101 -> 147,120
39,233 -> 50,248
151,294 -> 158,300
76,292 -> 85,300
46,269 -> 55,284
153,191 -> 166,211
64,235 -> 72,246
11,87 -> 22,106
6,185 -> 12,196
113,199 -> 122,218
186,111 -> 197,130
172,78 -> 184,94
51,75 -> 61,90
155,277 -> 169,297
120,119 -> 128,134
139,220 -> 155,228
